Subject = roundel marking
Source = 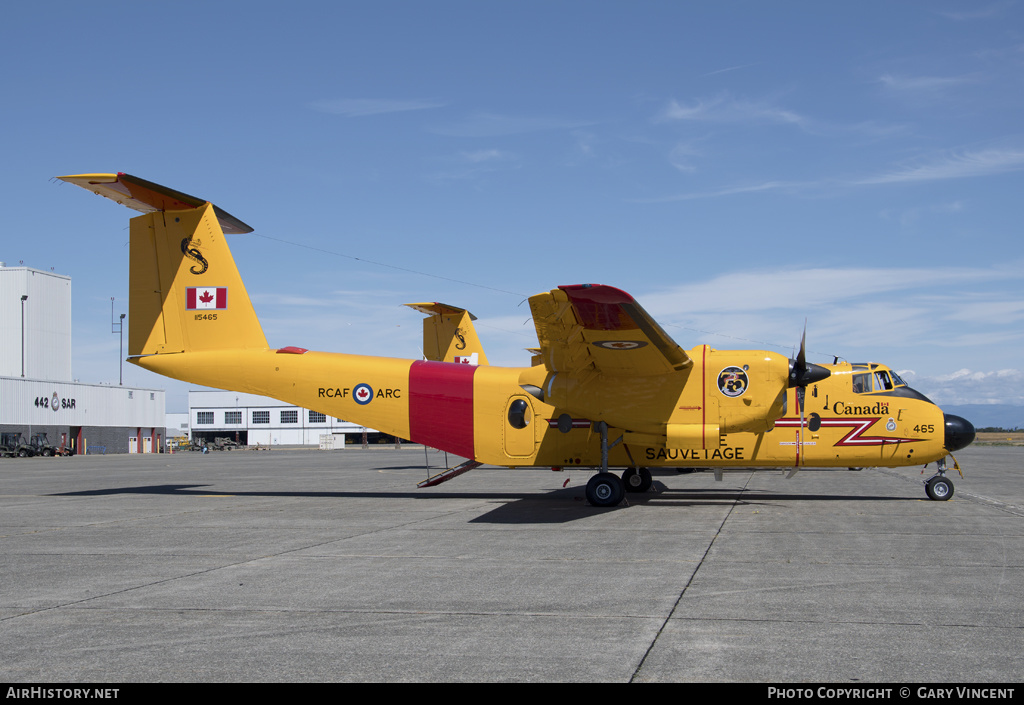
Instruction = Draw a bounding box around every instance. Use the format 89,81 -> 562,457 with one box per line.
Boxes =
594,340 -> 648,350
717,366 -> 749,398
353,383 -> 374,405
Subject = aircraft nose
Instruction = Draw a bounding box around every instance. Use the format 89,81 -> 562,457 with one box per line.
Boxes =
944,414 -> 976,452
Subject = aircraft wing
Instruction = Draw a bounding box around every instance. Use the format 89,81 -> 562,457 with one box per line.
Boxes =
529,284 -> 691,377
58,173 -> 253,235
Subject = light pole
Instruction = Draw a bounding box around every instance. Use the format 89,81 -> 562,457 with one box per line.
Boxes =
112,298 -> 126,385
119,314 -> 126,385
20,295 -> 27,377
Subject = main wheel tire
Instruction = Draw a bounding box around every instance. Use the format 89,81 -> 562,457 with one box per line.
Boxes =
622,467 -> 653,493
586,473 -> 625,507
926,476 -> 954,501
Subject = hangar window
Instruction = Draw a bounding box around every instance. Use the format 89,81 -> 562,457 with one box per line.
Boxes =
252,411 -> 270,424
196,412 -> 214,425
225,411 -> 242,425
309,411 -> 326,423
281,410 -> 298,424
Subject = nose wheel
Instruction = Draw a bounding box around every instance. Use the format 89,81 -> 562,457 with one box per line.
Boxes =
924,457 -> 955,501
925,475 -> 954,501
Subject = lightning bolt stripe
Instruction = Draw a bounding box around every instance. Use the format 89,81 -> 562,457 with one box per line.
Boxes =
774,417 -> 923,447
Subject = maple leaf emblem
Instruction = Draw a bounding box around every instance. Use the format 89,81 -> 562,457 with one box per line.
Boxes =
199,290 -> 214,304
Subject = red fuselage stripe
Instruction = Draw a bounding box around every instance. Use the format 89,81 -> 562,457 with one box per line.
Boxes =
702,345 -> 707,449
408,360 -> 476,458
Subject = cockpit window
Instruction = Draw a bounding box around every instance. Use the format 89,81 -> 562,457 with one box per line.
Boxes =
890,371 -> 907,386
874,371 -> 893,391
853,370 -> 897,393
852,373 -> 871,394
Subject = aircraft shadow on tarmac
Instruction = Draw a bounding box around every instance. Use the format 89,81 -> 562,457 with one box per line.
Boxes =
50,481 -> 914,525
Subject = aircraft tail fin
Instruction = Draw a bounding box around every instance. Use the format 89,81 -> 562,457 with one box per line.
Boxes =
59,173 -> 268,356
405,302 -> 488,366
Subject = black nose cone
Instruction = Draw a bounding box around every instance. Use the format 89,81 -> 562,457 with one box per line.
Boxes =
944,414 -> 976,452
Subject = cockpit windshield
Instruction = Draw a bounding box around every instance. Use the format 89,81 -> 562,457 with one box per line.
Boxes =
851,367 -> 906,394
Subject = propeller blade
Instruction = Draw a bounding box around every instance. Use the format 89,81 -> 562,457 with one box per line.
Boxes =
788,325 -> 830,388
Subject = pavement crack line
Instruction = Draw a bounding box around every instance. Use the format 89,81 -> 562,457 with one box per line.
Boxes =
0,505 -> 480,625
629,471 -> 753,683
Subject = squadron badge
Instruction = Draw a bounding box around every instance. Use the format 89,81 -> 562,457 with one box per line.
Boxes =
717,366 -> 749,398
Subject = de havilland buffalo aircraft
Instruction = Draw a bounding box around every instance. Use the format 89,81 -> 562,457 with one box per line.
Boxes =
59,173 -> 976,507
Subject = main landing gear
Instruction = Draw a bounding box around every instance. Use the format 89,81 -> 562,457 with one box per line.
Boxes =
583,422 -> 658,507
924,456 -> 957,501
585,467 -> 654,506
623,466 -> 653,493
585,473 -> 625,507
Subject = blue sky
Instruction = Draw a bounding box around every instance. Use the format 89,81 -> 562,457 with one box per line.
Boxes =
3,1 -> 1023,414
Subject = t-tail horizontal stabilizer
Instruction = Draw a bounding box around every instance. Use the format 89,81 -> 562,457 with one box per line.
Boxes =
58,172 -> 268,361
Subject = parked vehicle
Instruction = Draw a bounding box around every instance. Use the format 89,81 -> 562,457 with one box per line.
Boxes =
211,436 -> 240,451
1,433 -> 35,458
30,433 -> 72,457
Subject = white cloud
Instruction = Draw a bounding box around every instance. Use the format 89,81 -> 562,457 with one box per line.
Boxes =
425,148 -> 521,182
460,149 -> 511,163
640,266 -> 1007,315
904,368 -> 1024,406
429,112 -> 594,137
858,147 -> 1024,184
877,72 -> 977,93
940,2 -> 1013,21
668,143 -> 700,173
658,93 -> 809,129
309,99 -> 446,117
632,180 -> 796,203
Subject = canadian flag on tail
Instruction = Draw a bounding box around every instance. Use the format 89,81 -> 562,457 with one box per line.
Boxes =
186,287 -> 228,310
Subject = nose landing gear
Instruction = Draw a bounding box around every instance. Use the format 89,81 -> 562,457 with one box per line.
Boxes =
924,455 -> 960,501
925,475 -> 954,501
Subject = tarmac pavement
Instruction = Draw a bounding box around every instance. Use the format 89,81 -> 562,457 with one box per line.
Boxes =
0,444 -> 1021,682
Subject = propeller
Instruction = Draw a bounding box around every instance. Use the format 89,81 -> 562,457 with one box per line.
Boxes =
788,327 -> 831,391
787,325 -> 830,472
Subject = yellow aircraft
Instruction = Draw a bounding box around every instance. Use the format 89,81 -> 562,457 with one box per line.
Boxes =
59,173 -> 975,506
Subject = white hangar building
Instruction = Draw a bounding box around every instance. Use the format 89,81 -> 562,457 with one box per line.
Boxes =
188,390 -> 379,447
0,263 -> 165,454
